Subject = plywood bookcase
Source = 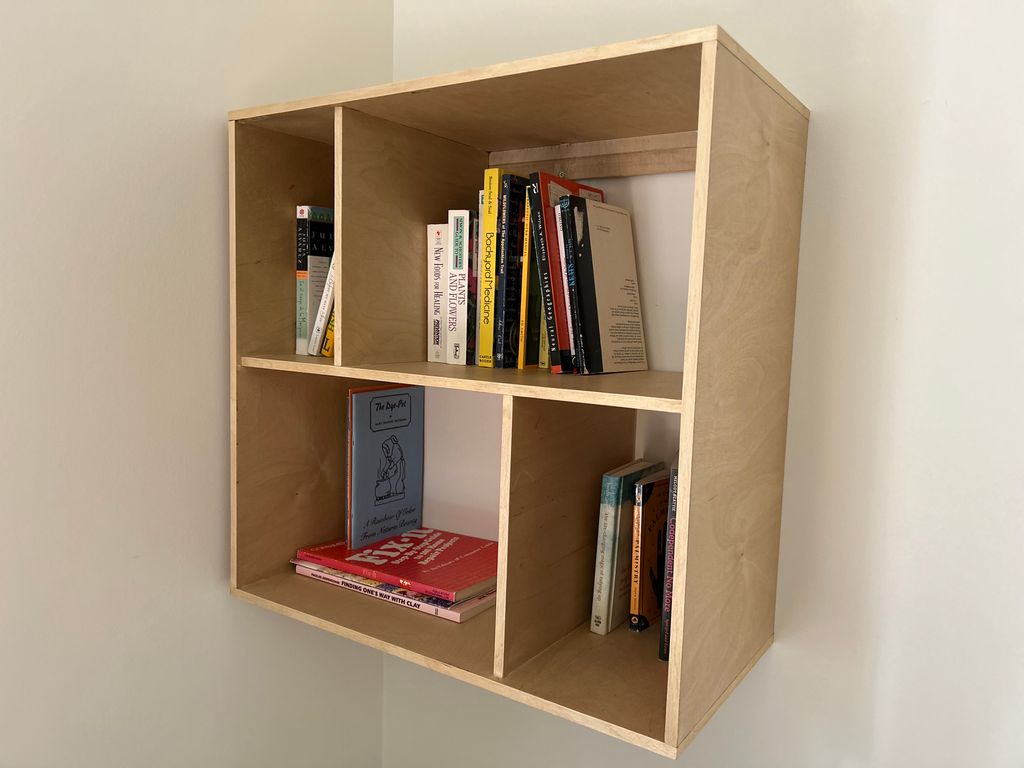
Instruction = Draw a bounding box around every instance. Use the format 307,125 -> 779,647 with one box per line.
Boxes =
228,26 -> 808,758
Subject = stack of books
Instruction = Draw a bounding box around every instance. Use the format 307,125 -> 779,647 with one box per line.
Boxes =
292,381 -> 497,624
589,458 -> 679,662
427,169 -> 648,375
294,528 -> 498,624
294,205 -> 336,358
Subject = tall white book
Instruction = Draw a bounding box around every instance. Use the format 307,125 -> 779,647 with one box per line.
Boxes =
426,223 -> 448,362
446,210 -> 472,365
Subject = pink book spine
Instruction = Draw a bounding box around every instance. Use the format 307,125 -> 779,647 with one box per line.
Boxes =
295,565 -> 489,623
296,552 -> 457,601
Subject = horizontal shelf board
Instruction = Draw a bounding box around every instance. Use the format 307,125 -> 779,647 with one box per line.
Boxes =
235,573 -> 675,756
240,355 -> 683,413
239,571 -> 496,677
501,622 -> 668,741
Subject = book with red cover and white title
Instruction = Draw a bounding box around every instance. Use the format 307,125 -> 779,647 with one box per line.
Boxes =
296,528 -> 497,602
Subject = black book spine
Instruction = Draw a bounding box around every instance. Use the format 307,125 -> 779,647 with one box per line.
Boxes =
571,198 -> 604,374
659,468 -> 678,661
527,176 -> 562,370
559,197 -> 585,374
493,175 -> 511,367
501,177 -> 527,367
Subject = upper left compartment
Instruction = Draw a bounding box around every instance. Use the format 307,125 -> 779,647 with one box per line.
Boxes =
231,108 -> 336,362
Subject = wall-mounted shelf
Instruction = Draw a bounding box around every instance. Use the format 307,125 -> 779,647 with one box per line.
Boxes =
229,25 -> 808,758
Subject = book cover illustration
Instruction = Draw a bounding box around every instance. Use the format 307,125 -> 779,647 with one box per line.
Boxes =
297,527 -> 498,602
347,385 -> 424,549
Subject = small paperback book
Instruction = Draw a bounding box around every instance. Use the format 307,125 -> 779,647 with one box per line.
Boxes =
629,468 -> 671,632
590,459 -> 663,635
426,224 -> 448,362
446,210 -> 475,365
297,528 -> 498,603
296,206 -> 334,355
347,385 -> 424,549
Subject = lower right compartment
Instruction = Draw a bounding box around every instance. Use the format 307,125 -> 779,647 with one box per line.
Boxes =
495,396 -> 681,741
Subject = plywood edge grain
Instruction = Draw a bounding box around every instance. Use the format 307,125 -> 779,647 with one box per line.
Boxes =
713,26 -> 810,120
672,635 -> 774,750
228,27 -> 718,121
239,356 -> 683,413
493,395 -> 515,677
231,586 -> 676,757
228,120 -> 239,590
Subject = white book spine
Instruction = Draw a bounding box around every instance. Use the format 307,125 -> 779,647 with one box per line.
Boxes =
427,224 -> 448,362
446,210 -> 470,365
590,486 -> 617,634
307,253 -> 335,355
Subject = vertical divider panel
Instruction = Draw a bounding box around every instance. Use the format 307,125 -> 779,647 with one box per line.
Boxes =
666,40 -> 809,747
335,107 -> 489,366
495,397 -> 635,678
493,395 -> 515,676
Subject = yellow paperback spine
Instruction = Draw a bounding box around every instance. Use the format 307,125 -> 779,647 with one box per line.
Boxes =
477,167 -> 504,367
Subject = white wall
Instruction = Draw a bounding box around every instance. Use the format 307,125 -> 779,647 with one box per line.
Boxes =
389,2 -> 1024,766
0,2 -> 392,765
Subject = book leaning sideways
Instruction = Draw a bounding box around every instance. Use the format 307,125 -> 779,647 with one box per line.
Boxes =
295,206 -> 333,354
292,560 -> 496,623
347,385 -> 424,549
297,528 -> 498,603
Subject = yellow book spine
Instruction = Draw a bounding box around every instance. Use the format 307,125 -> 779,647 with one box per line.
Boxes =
516,195 -> 532,369
477,167 -> 504,367
320,308 -> 335,358
538,320 -> 550,369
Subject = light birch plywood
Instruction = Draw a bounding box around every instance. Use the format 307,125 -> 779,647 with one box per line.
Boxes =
489,131 -> 697,179
230,27 -> 807,145
666,41 -> 809,747
234,369 -> 356,587
336,108 -> 488,366
232,123 -> 332,357
240,354 -> 684,413
495,399 -> 635,676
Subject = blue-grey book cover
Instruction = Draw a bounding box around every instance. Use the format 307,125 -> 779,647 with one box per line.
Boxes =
347,385 -> 424,549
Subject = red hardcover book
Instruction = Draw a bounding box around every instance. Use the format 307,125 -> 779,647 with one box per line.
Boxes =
296,528 -> 497,602
530,172 -> 603,373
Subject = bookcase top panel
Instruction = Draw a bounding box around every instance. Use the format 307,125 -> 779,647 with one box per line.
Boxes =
230,27 -> 807,147
231,28 -> 723,147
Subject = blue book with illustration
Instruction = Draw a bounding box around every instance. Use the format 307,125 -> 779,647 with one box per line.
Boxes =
347,385 -> 425,549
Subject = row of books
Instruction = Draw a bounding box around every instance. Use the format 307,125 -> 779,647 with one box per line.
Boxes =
427,169 -> 649,375
295,205 -> 336,357
590,458 -> 679,662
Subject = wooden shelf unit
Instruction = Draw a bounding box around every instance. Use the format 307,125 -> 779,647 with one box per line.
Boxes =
229,26 -> 808,758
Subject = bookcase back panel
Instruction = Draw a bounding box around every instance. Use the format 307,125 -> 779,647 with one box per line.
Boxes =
343,45 -> 703,151
495,398 -> 635,677
336,108 -> 489,366
669,42 -> 808,746
234,369 -> 364,587
232,123 -> 333,357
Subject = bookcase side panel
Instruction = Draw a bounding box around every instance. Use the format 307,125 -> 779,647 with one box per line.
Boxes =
234,369 -> 359,587
667,42 -> 809,746
497,398 -> 635,676
233,123 -> 333,358
336,107 -> 489,366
